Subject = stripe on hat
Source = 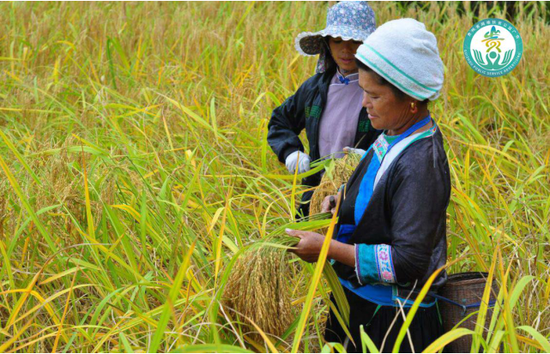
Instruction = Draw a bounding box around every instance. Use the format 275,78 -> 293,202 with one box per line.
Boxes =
365,44 -> 438,93
356,52 -> 429,101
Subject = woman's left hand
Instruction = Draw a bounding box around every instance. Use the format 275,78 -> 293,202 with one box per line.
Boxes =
285,229 -> 326,263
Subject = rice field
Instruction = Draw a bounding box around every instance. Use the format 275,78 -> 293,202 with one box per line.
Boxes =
0,2 -> 549,352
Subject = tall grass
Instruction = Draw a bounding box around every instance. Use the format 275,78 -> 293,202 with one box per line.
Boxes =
0,2 -> 548,352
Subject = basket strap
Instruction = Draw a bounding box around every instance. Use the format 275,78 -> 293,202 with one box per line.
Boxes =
426,292 -> 497,316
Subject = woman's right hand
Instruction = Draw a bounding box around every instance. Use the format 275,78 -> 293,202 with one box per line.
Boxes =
285,151 -> 311,175
321,194 -> 338,214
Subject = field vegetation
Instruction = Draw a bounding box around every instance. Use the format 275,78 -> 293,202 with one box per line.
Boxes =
0,2 -> 549,352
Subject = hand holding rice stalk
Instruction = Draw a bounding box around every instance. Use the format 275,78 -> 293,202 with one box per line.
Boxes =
222,153 -> 358,340
222,216 -> 332,339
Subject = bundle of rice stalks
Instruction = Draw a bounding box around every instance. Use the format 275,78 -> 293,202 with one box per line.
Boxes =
223,235 -> 298,339
309,153 -> 361,215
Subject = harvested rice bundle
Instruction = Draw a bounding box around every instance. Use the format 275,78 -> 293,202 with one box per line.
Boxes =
223,236 -> 298,338
309,153 -> 361,215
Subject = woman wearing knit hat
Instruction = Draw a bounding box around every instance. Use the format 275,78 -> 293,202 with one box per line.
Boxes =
287,19 -> 450,352
267,1 -> 381,218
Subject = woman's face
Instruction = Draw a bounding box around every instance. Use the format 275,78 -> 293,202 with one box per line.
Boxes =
358,69 -> 413,134
328,37 -> 362,74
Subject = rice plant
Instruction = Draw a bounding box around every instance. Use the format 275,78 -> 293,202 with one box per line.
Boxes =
0,2 -> 548,352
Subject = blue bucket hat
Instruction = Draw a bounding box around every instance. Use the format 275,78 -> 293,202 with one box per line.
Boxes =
295,1 -> 376,57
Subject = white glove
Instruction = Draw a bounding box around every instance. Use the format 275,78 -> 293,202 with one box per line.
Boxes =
344,146 -> 367,156
285,151 -> 311,175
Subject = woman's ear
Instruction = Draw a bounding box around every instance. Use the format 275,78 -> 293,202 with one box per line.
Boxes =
410,101 -> 418,114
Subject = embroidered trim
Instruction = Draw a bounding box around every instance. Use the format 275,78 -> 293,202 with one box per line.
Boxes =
305,105 -> 322,120
375,244 -> 396,283
357,119 -> 371,133
372,121 -> 438,190
355,243 -> 378,285
373,135 -> 389,162
354,244 -> 364,286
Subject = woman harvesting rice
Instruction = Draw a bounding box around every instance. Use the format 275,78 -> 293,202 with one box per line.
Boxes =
268,1 -> 381,217
287,19 -> 450,352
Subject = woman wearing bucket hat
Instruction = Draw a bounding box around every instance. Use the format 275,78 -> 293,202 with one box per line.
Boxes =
287,19 -> 450,352
267,1 -> 381,218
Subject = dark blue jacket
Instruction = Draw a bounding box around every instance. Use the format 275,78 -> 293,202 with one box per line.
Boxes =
334,128 -> 450,296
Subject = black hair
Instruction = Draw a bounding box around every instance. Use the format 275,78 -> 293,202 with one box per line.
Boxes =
321,37 -> 337,72
355,58 -> 429,104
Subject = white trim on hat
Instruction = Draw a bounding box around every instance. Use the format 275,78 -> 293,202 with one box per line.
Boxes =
295,30 -> 368,56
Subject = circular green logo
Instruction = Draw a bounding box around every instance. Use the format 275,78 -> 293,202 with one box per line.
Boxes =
463,19 -> 523,77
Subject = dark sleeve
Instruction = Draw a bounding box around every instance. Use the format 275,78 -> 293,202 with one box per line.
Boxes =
267,79 -> 311,163
388,140 -> 450,286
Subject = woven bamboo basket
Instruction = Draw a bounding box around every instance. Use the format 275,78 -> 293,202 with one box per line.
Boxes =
440,272 -> 499,353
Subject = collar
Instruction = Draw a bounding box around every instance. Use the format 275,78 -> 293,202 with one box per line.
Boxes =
336,68 -> 359,85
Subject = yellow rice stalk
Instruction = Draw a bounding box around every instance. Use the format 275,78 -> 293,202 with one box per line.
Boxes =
223,237 -> 297,338
309,153 -> 361,216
